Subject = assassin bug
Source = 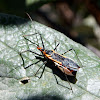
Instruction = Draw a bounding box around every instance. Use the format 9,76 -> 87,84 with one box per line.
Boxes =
20,13 -> 80,92
20,33 -> 80,92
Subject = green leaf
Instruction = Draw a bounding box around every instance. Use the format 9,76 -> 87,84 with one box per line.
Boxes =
0,13 -> 100,100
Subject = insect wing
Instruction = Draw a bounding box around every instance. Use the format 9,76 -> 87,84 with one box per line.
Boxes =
51,52 -> 65,62
54,62 -> 74,76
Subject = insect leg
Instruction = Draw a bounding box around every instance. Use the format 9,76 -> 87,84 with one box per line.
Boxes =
24,60 -> 41,69
19,52 -> 25,68
53,73 -> 71,90
23,36 -> 39,47
22,50 -> 43,56
62,48 -> 83,68
39,33 -> 45,50
23,33 -> 41,47
34,61 -> 47,79
53,63 -> 73,92
63,68 -> 73,93
19,50 -> 43,69
54,43 -> 60,51
23,33 -> 45,50
61,48 -> 80,64
61,48 -> 73,55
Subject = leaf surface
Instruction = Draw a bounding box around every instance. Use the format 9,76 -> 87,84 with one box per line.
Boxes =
0,13 -> 100,100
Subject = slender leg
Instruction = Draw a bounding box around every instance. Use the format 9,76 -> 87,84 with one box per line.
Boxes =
23,33 -> 45,50
19,49 -> 47,79
62,68 -> 73,93
54,43 -> 60,51
71,49 -> 84,68
39,33 -> 45,50
53,40 -> 60,51
62,48 -> 83,68
53,63 -> 73,92
23,36 -> 38,47
22,50 -> 43,56
61,48 -> 73,55
19,52 -> 41,69
7,52 -> 40,77
19,52 -> 25,68
19,49 -> 43,69
24,60 -> 40,69
53,73 -> 71,90
34,61 -> 47,79
62,48 -> 79,64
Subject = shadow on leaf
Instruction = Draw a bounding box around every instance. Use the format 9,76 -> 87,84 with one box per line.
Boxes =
22,94 -> 64,100
35,56 -> 77,84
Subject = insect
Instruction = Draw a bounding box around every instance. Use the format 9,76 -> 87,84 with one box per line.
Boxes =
20,33 -> 80,91
19,13 -> 80,92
